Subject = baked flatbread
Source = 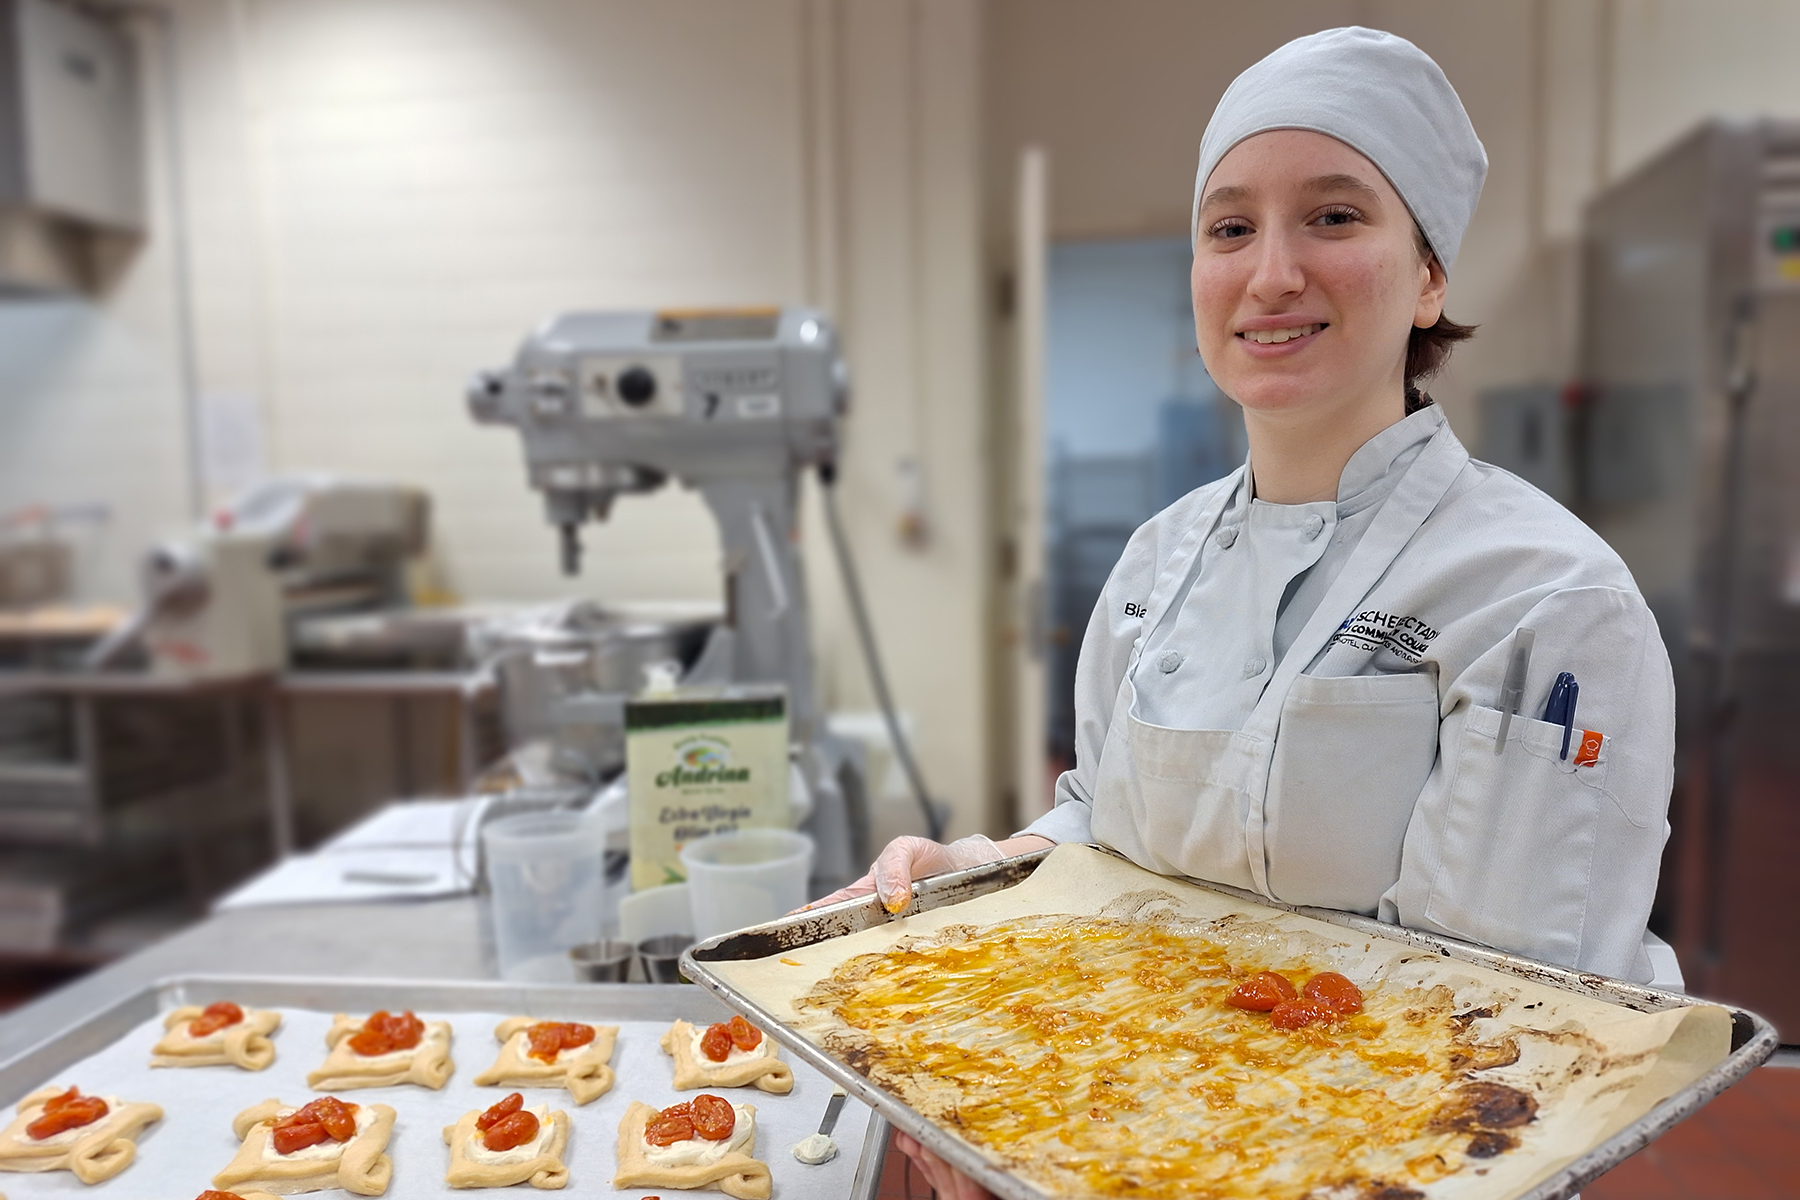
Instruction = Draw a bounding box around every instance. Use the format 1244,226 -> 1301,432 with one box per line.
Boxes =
660,1020 -> 792,1094
472,1018 -> 617,1105
212,1099 -> 394,1196
613,1100 -> 769,1199
442,1101 -> 570,1189
152,1004 -> 282,1071
306,1014 -> 452,1090
0,1086 -> 162,1184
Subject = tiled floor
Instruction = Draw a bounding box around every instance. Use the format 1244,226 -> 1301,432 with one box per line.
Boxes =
874,1064 -> 1800,1199
1587,1063 -> 1800,1200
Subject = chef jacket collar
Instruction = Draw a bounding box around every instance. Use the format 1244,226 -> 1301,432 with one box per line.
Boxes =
1239,403 -> 1447,517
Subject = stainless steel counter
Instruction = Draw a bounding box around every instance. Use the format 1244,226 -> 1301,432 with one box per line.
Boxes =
0,896 -> 490,1060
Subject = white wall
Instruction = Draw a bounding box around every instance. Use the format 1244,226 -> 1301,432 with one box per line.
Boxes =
984,0 -> 1800,440
0,0 -> 996,839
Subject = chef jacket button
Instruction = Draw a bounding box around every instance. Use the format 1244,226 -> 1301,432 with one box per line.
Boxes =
1243,656 -> 1267,678
1304,514 -> 1326,540
1216,526 -> 1238,549
1157,650 -> 1183,674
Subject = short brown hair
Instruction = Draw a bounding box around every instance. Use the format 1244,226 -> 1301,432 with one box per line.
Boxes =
1405,225 -> 1475,410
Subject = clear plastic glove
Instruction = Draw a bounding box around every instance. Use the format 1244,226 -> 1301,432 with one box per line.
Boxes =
805,834 -> 1004,914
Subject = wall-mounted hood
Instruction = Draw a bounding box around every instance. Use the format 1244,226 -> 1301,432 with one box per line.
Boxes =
0,0 -> 142,295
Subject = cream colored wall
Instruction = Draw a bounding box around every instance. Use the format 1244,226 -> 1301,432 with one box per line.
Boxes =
983,0 -> 1800,441
0,0 -> 994,840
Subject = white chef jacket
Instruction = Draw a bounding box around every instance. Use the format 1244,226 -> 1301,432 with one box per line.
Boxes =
1026,405 -> 1681,987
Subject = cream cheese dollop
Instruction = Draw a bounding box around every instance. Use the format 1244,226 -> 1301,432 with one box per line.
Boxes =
507,1030 -> 594,1065
348,1021 -> 448,1069
16,1097 -> 118,1147
467,1102 -> 552,1165
643,1103 -> 754,1168
689,1026 -> 775,1069
261,1104 -> 375,1162
792,1131 -> 838,1164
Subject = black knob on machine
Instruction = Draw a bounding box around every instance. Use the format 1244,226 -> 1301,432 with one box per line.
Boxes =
616,366 -> 657,407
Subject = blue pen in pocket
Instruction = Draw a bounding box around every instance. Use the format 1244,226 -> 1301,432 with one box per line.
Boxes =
1542,671 -> 1579,760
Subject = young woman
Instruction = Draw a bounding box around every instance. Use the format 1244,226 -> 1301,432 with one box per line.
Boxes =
816,28 -> 1677,1198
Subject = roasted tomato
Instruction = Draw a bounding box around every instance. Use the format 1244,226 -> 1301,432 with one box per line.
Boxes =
699,1022 -> 735,1063
1226,971 -> 1299,1012
1270,998 -> 1341,1031
690,1093 -> 736,1141
198,1192 -> 245,1200
476,1092 -> 524,1132
25,1088 -> 108,1140
1301,971 -> 1364,1015
726,1014 -> 763,1052
347,1009 -> 424,1056
645,1112 -> 695,1146
270,1097 -> 359,1155
525,1021 -> 596,1063
188,1001 -> 245,1038
659,1101 -> 693,1119
481,1109 -> 541,1152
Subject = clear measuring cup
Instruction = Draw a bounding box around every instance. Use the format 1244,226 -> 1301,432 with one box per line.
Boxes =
483,811 -> 607,981
680,828 -> 815,941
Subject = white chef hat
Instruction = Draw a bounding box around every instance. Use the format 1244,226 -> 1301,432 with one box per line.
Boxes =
1191,26 -> 1488,274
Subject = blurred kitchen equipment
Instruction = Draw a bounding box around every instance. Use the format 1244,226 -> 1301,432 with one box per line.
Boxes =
1581,117 -> 1800,1038
680,827 -> 814,941
470,600 -> 714,778
482,809 -> 607,982
0,541 -> 69,609
0,0 -> 142,295
568,938 -> 634,982
86,476 -> 429,679
468,306 -> 930,894
636,933 -> 694,984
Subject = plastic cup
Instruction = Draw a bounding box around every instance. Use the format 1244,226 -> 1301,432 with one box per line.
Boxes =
483,811 -> 606,981
680,828 -> 815,941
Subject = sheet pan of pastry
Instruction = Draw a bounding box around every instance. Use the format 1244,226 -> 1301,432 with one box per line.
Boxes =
0,976 -> 886,1199
681,844 -> 1778,1200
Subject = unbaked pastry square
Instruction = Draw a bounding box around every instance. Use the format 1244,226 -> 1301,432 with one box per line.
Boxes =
660,1019 -> 792,1094
212,1098 -> 394,1196
151,1002 -> 282,1071
442,1096 -> 570,1189
471,1018 -> 618,1105
306,1012 -> 453,1090
0,1085 -> 162,1184
613,1099 -> 770,1199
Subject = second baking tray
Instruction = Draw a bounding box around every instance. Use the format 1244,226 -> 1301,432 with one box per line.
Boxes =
681,847 -> 1778,1200
0,975 -> 888,1200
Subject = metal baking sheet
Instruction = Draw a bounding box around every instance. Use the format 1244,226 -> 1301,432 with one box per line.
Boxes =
0,974 -> 887,1199
681,847 -> 1779,1200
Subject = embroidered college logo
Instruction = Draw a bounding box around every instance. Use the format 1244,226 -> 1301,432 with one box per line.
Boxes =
1331,610 -> 1440,664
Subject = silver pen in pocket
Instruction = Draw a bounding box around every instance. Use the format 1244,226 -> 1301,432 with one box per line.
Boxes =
1494,628 -> 1535,754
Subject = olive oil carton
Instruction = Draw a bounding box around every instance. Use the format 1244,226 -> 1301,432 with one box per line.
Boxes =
625,686 -> 790,890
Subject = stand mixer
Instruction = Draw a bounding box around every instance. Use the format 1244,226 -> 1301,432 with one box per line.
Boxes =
467,307 -> 904,893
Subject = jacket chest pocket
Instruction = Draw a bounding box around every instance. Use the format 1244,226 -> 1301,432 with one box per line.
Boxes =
1264,672 -> 1440,913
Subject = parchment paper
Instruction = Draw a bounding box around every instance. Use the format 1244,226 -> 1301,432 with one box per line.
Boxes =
711,843 -> 1733,1200
0,1007 -> 871,1199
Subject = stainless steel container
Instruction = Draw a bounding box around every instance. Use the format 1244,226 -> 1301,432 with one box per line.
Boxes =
473,601 -> 715,776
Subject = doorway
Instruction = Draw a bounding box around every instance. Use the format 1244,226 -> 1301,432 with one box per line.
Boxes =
1042,236 -> 1245,775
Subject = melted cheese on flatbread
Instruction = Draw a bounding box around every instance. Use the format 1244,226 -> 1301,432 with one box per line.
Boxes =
797,913 -> 1537,1200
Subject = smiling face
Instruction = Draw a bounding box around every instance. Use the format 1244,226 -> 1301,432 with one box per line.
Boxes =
1192,130 -> 1446,426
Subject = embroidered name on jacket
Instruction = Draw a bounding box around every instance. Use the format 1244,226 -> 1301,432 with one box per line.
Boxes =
1332,610 -> 1440,664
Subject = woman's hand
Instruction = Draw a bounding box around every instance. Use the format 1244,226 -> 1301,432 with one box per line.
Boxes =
802,834 -> 1054,913
894,1131 -> 995,1199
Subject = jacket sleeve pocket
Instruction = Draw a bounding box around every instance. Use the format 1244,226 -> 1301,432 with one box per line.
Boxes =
1265,671 -> 1440,913
1419,703 -> 1607,967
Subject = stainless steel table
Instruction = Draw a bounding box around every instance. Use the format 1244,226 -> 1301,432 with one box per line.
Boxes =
0,896 -> 487,1060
